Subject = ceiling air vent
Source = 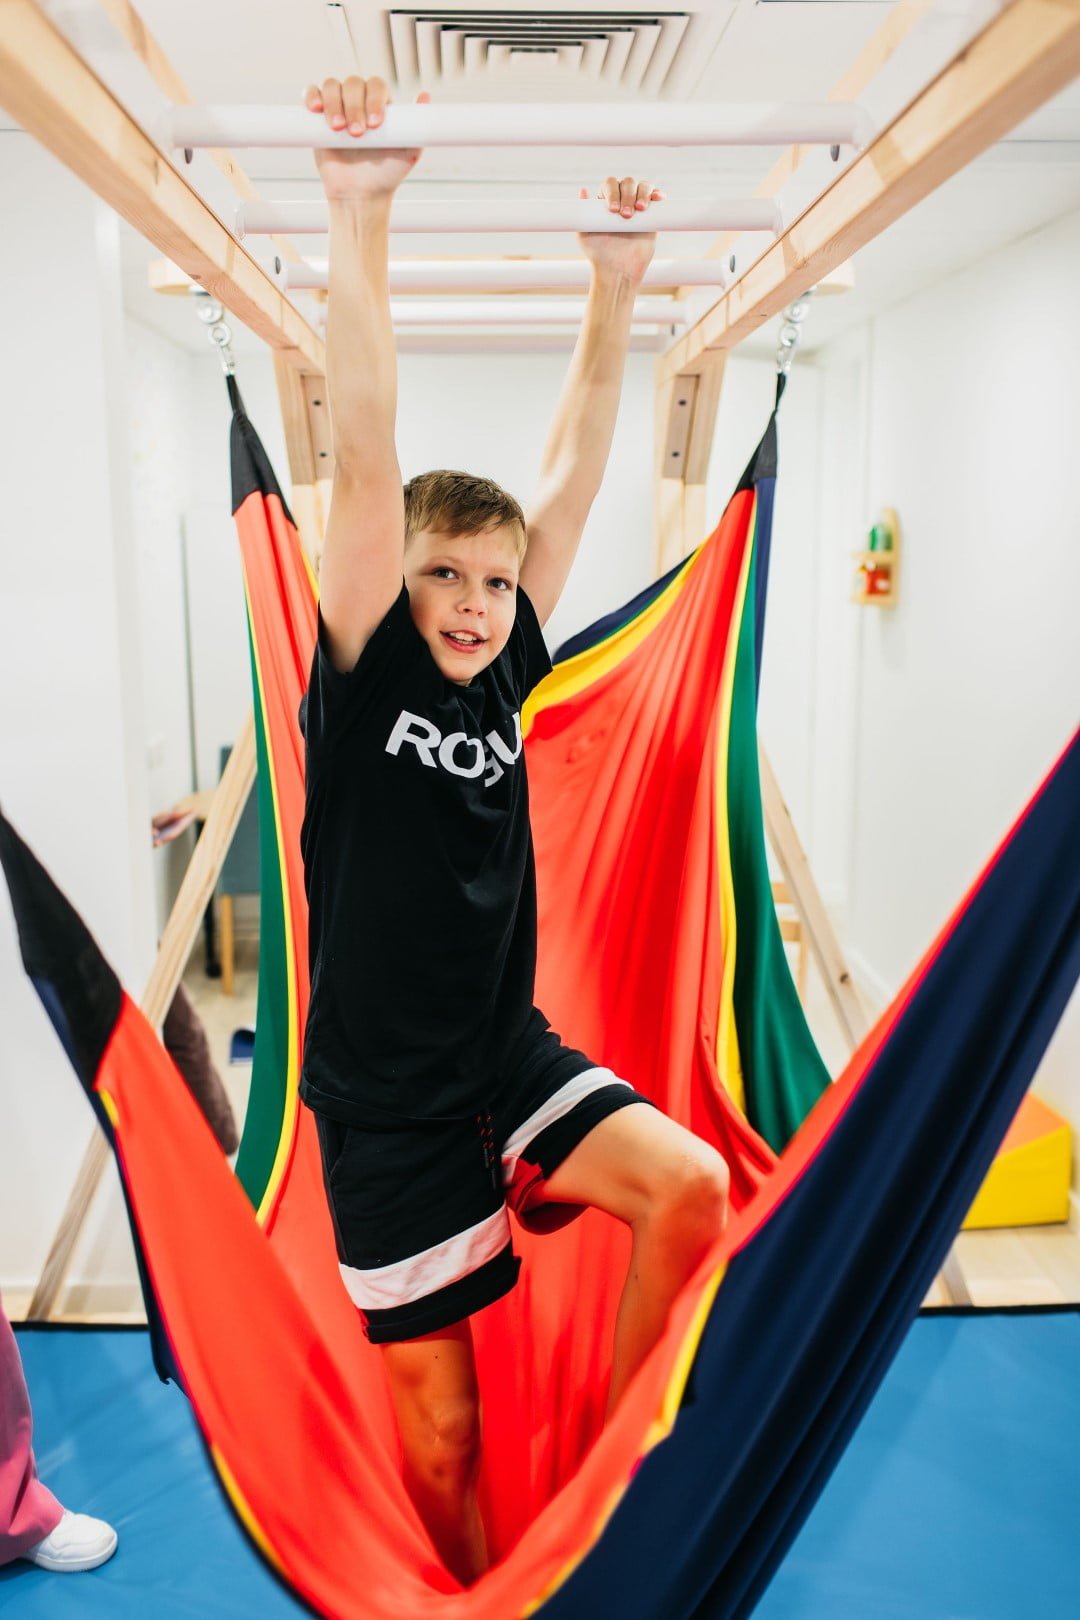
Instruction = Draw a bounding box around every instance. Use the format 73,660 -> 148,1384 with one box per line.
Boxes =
387,10 -> 691,93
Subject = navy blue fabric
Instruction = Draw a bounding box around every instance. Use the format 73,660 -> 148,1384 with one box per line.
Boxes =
553,554 -> 689,663
0,814 -> 180,1390
553,410 -> 780,670
541,731 -> 1080,1620
0,812 -> 122,1088
750,473 -> 775,701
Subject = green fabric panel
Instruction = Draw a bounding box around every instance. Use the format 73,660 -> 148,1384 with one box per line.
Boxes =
233,630 -> 293,1212
728,543 -> 831,1152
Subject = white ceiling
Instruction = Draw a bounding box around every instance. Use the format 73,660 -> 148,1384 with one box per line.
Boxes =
27,0 -> 1079,361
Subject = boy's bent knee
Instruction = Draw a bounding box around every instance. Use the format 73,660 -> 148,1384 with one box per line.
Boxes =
646,1146 -> 729,1243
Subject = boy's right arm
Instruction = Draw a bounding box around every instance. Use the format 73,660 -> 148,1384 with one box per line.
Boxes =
307,76 -> 425,674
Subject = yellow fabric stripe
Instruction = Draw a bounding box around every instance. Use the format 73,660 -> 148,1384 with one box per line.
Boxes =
523,548 -> 705,736
242,583 -> 301,1229
521,1262 -> 729,1618
642,1261 -> 728,1450
97,1088 -> 119,1128
711,501 -> 757,1116
210,1444 -> 287,1576
301,541 -> 319,600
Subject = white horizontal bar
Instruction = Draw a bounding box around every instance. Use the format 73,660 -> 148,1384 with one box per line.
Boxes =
166,102 -> 871,152
238,197 -> 781,238
284,258 -> 728,292
379,298 -> 686,326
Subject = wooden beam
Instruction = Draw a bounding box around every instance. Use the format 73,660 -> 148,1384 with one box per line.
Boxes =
0,0 -> 324,373
27,715 -> 258,1321
683,350 -> 726,487
653,351 -> 726,571
654,371 -> 691,572
657,373 -> 698,480
272,356 -> 333,574
92,0 -> 307,274
662,0 -> 1080,381
679,0 -> 935,298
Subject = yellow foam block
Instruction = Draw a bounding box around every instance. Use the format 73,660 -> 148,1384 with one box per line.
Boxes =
963,1093 -> 1072,1230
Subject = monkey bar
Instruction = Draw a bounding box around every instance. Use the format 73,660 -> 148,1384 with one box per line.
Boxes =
379,298 -> 686,326
286,258 -> 727,292
166,101 -> 872,152
237,197 -> 782,238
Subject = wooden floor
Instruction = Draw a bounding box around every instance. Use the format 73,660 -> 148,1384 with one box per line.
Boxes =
9,936 -> 1078,1322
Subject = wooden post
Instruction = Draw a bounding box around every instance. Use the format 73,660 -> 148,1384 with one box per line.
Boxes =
272,354 -> 332,573
27,716 -> 257,1321
654,351 -> 726,573
759,746 -> 869,1050
219,894 -> 236,998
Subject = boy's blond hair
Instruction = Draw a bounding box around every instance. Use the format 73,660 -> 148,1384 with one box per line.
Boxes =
403,470 -> 527,560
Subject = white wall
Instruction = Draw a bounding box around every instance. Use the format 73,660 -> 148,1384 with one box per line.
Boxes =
806,207 -> 1080,1144
128,320 -> 201,929
395,348 -> 658,652
0,141 -> 156,1291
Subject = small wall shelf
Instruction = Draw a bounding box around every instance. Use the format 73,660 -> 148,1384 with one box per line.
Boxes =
852,508 -> 900,606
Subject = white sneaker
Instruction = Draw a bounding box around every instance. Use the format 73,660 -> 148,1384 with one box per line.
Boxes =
22,1509 -> 118,1573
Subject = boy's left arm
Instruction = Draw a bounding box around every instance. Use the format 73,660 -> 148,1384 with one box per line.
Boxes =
521,176 -> 660,628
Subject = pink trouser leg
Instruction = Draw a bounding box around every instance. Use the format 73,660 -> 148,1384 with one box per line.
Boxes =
0,1298 -> 63,1565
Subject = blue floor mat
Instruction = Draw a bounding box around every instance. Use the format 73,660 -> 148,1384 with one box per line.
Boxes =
4,1312 -> 1078,1617
3,1327 -> 307,1618
756,1310 -> 1080,1620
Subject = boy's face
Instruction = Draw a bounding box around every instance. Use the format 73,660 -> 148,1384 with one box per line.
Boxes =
404,526 -> 521,685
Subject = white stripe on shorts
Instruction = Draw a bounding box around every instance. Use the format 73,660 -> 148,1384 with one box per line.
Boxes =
338,1206 -> 511,1312
501,1067 -> 631,1187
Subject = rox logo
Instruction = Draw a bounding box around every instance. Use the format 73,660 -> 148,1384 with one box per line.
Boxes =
385,709 -> 523,788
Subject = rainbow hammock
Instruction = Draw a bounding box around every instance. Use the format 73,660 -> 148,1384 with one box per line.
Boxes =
2,379 -> 1078,1620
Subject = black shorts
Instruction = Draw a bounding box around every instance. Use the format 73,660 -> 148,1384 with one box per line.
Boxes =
313,1022 -> 649,1344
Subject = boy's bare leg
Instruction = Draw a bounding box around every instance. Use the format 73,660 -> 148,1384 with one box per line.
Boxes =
380,1320 -> 489,1586
541,1105 -> 729,1414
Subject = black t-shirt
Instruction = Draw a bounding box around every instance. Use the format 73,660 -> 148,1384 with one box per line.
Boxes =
299,584 -> 553,1125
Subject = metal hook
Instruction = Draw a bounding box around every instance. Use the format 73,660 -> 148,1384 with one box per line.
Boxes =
189,287 -> 236,376
775,286 -> 815,377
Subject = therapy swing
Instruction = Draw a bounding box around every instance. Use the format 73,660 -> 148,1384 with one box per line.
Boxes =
2,378 -> 1077,1620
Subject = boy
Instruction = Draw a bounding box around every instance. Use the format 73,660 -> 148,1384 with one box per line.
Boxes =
299,75 -> 729,1585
